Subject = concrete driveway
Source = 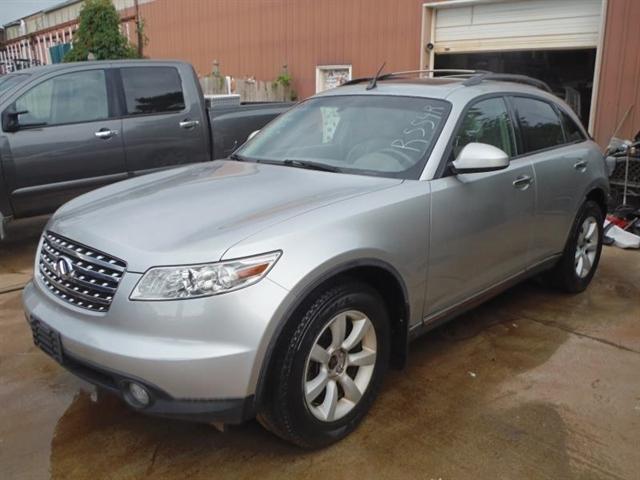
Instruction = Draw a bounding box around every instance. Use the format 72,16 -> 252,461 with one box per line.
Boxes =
1,217 -> 639,479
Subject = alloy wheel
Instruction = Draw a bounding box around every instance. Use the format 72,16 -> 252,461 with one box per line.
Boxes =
575,216 -> 599,278
303,310 -> 377,422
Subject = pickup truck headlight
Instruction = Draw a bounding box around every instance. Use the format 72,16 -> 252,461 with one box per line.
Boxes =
130,251 -> 281,300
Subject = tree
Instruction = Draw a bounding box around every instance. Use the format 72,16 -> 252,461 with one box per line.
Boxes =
64,0 -> 138,62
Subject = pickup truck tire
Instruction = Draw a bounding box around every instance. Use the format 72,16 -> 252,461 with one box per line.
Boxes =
546,200 -> 604,293
257,281 -> 389,448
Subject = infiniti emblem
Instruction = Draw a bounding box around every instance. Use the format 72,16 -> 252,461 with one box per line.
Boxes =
55,256 -> 75,280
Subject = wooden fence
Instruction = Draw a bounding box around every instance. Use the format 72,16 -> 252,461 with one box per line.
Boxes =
200,75 -> 295,102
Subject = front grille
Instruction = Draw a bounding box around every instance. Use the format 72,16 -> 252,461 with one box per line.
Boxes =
38,232 -> 127,312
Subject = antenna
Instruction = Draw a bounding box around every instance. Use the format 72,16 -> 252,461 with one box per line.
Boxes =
366,62 -> 386,90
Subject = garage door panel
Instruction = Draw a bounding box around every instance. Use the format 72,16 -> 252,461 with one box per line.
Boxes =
434,0 -> 603,52
471,0 -> 601,24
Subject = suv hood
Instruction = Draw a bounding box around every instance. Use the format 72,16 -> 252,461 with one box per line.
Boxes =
49,160 -> 401,272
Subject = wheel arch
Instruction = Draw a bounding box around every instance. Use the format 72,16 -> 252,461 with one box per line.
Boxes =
254,258 -> 411,409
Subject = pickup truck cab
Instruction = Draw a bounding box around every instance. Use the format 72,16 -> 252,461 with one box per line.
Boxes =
0,60 -> 290,237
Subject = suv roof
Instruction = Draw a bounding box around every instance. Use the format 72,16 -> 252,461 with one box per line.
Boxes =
319,70 -> 556,102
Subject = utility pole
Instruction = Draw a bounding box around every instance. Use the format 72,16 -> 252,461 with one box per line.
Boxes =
134,0 -> 143,57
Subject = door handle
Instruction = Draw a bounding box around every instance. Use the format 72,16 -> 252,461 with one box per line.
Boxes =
512,175 -> 533,190
94,128 -> 117,139
573,160 -> 588,171
179,119 -> 200,129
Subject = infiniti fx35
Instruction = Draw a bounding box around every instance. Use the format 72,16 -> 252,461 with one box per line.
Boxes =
23,73 -> 608,447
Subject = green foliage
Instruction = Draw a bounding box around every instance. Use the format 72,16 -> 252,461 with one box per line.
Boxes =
64,0 -> 138,62
275,72 -> 292,88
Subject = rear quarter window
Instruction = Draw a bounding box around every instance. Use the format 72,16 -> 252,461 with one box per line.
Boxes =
559,108 -> 587,143
512,97 -> 564,154
120,66 -> 185,115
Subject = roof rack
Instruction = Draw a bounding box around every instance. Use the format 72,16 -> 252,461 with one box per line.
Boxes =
461,72 -> 552,92
340,69 -> 552,92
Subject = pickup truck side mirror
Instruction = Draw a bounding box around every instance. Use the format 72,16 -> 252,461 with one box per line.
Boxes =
451,142 -> 509,174
1,106 -> 28,133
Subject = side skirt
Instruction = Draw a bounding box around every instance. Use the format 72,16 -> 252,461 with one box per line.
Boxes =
409,255 -> 561,341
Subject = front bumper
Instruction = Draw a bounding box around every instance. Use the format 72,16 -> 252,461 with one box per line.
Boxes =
23,272 -> 290,423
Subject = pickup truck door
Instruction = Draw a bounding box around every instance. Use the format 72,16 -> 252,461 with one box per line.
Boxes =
1,68 -> 127,218
117,65 -> 209,175
424,96 -> 535,318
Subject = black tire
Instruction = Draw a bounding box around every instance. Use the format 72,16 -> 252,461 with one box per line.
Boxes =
545,200 -> 604,293
258,281 -> 389,448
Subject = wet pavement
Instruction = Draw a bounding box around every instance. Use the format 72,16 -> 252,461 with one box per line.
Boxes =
1,217 -> 639,479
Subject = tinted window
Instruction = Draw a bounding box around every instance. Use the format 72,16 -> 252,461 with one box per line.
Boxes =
452,97 -> 515,158
513,97 -> 564,153
121,67 -> 185,115
559,109 -> 586,143
238,95 -> 449,179
15,70 -> 108,126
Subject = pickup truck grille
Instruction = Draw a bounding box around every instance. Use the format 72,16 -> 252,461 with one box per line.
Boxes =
38,232 -> 127,312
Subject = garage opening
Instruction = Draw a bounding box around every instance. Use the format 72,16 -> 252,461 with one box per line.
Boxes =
435,49 -> 597,128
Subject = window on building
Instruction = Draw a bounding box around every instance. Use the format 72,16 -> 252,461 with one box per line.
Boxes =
451,97 -> 515,159
121,67 -> 185,115
512,97 -> 564,153
315,65 -> 352,93
15,69 -> 108,126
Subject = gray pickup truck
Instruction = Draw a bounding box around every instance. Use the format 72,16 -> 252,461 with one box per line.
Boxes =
0,60 -> 291,238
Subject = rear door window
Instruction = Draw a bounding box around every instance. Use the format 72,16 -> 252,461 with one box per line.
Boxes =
512,97 -> 565,153
120,67 -> 185,115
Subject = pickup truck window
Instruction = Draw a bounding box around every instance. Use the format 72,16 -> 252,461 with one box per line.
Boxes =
0,73 -> 30,97
14,69 -> 108,127
237,95 -> 450,179
121,67 -> 185,115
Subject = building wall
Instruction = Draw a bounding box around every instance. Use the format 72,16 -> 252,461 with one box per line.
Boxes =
139,0 -> 425,99
593,0 -> 640,145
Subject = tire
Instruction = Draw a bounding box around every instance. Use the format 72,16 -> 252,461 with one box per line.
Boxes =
545,200 -> 604,293
258,281 -> 390,448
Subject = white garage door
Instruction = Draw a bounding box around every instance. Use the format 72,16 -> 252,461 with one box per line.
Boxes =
433,0 -> 603,53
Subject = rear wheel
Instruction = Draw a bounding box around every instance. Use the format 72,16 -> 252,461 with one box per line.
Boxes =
258,281 -> 389,448
545,200 -> 604,292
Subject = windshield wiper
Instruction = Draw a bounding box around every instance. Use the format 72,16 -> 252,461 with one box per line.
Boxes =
282,159 -> 342,173
228,152 -> 251,162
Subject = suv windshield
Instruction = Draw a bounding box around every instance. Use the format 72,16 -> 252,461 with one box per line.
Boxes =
237,95 -> 450,179
0,74 -> 30,97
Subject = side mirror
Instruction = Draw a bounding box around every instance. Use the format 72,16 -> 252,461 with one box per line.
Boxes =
451,142 -> 509,174
247,129 -> 260,141
1,107 -> 25,133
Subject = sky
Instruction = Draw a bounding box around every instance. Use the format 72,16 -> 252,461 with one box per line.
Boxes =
0,0 -> 63,26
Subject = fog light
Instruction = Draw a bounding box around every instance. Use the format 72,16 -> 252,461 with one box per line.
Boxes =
127,382 -> 150,407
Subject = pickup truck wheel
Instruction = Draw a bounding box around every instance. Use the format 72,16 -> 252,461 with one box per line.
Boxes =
545,200 -> 604,293
258,281 -> 389,448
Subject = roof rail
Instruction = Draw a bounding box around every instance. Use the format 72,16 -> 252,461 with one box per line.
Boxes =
341,69 -> 552,93
341,69 -> 486,87
462,72 -> 552,92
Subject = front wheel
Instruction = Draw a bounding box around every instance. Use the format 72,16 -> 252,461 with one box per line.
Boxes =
546,200 -> 604,293
258,281 -> 389,448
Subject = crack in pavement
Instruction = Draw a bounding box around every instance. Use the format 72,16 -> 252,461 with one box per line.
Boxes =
520,314 -> 640,355
0,284 -> 26,295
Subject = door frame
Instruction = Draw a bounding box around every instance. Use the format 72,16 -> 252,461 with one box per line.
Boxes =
420,0 -> 609,135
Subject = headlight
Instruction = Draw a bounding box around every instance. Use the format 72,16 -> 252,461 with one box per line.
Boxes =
130,251 -> 281,300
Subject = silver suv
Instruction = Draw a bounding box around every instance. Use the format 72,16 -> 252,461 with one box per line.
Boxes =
23,71 -> 608,448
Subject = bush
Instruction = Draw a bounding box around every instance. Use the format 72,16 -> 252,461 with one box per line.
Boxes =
64,0 -> 138,62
